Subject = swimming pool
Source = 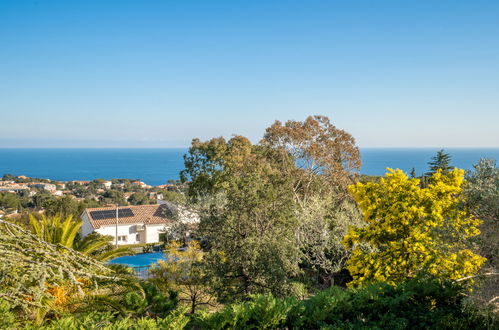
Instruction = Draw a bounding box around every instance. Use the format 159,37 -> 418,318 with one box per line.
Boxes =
108,252 -> 167,267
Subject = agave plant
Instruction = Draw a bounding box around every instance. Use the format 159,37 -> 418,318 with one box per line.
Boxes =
28,214 -> 133,261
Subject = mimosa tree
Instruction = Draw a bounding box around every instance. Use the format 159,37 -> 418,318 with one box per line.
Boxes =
344,168 -> 485,287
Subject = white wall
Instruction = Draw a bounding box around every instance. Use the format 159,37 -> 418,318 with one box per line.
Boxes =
145,224 -> 164,244
80,213 -> 95,237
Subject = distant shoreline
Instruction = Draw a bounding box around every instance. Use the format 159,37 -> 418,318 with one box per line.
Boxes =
1,148 -> 497,186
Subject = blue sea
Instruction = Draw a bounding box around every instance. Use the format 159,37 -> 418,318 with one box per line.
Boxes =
0,148 -> 497,186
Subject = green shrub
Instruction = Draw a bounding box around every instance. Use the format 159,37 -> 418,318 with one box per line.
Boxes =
34,308 -> 189,330
195,294 -> 299,329
195,276 -> 498,330
0,299 -> 18,329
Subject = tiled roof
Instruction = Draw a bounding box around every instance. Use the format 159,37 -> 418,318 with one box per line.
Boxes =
83,204 -> 176,229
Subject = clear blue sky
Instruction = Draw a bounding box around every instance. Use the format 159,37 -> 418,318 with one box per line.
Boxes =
1,0 -> 498,148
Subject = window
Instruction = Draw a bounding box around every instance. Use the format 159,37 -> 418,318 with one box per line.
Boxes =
117,235 -> 127,242
136,234 -> 140,242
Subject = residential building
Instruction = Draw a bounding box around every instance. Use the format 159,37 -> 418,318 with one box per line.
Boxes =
81,203 -> 178,245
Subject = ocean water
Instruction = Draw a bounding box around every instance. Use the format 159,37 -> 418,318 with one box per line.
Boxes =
0,148 -> 497,186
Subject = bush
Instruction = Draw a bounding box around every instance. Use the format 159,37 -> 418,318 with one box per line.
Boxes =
196,276 -> 498,329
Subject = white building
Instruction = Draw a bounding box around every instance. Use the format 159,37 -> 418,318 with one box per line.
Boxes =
81,204 -> 178,245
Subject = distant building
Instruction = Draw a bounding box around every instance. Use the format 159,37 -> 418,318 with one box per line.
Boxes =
71,180 -> 90,185
31,183 -> 57,192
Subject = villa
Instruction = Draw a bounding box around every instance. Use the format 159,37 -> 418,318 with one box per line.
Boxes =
81,203 -> 181,245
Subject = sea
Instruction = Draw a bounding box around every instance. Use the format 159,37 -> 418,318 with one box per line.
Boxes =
0,148 -> 497,186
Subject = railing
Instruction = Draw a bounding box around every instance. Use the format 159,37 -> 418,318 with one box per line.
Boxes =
133,265 -> 151,279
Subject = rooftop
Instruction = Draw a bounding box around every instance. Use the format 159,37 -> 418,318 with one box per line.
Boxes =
83,203 -> 177,229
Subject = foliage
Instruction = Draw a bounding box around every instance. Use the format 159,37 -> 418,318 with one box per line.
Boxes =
0,191 -> 20,210
151,240 -> 212,314
0,220 -> 119,318
196,294 -> 298,330
29,214 -> 81,248
128,191 -> 153,205
32,307 -> 190,329
196,276 -> 498,329
183,135 -> 302,301
0,298 -> 18,329
425,149 -> 452,177
260,115 -> 361,203
29,214 -> 134,261
296,196 -> 363,286
463,158 -> 499,306
344,168 -> 485,287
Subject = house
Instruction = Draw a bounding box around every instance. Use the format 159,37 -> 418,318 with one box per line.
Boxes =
31,183 -> 57,192
103,181 -> 113,189
80,204 -> 178,245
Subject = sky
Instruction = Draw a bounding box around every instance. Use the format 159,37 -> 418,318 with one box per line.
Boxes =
0,0 -> 498,148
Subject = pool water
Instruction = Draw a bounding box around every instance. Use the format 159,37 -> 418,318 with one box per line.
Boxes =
109,252 -> 167,267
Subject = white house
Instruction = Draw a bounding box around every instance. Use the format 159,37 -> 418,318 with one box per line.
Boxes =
81,204 -> 178,245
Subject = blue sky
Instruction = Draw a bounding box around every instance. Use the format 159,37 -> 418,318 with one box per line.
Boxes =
1,0 -> 498,148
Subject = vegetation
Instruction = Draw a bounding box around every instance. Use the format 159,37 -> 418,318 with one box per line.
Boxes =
344,168 -> 485,287
0,116 -> 497,328
425,149 -> 453,177
195,276 -> 497,329
152,240 -> 213,314
28,214 -> 133,261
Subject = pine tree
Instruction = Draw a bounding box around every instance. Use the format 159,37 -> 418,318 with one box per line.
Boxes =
425,149 -> 452,176
410,167 -> 417,178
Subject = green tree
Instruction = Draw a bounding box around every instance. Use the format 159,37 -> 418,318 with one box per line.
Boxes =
0,192 -> 20,210
151,240 -> 212,314
464,158 -> 499,304
260,115 -> 363,285
426,149 -> 452,177
184,136 -> 301,301
128,192 -> 151,205
101,190 -> 126,205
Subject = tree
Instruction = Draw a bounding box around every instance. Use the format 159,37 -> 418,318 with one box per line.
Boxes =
425,149 -> 452,177
183,136 -> 302,301
261,115 -> 361,205
463,158 -> 499,304
128,192 -> 151,205
0,192 -> 20,211
28,214 -> 133,261
410,167 -> 417,179
344,168 -> 485,287
296,195 -> 363,287
101,190 -> 126,205
151,240 -> 212,314
44,195 -> 82,218
260,115 -> 363,285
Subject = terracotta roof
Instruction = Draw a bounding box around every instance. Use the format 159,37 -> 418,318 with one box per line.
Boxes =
83,204 -> 176,229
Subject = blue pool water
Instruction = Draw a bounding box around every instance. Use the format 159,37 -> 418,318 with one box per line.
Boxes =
109,252 -> 167,267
